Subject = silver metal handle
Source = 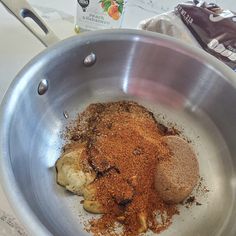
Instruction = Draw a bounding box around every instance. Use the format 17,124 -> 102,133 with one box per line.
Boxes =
0,0 -> 59,47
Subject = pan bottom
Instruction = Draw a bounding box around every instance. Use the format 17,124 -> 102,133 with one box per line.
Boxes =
26,81 -> 234,236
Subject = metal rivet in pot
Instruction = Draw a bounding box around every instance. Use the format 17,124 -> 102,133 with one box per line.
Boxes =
38,79 -> 48,95
83,53 -> 96,67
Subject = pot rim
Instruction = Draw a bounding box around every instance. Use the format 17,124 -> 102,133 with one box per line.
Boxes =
0,29 -> 235,235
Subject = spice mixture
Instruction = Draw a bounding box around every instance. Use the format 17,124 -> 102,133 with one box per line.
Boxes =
58,101 -> 180,236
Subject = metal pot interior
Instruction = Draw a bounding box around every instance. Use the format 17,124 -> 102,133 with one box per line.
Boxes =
1,30 -> 236,236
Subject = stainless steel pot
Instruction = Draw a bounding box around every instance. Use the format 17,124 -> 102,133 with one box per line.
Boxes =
1,1 -> 236,236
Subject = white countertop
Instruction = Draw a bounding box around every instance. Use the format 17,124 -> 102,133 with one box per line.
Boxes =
0,0 -> 235,235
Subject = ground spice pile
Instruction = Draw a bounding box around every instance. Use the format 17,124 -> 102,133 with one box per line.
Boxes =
66,101 -> 179,235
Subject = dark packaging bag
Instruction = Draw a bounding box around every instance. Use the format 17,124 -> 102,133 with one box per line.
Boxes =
175,1 -> 236,71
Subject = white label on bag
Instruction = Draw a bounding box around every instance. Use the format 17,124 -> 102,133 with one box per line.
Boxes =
207,39 -> 236,62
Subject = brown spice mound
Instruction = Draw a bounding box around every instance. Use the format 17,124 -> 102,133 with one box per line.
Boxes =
155,136 -> 199,204
66,101 -> 179,235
